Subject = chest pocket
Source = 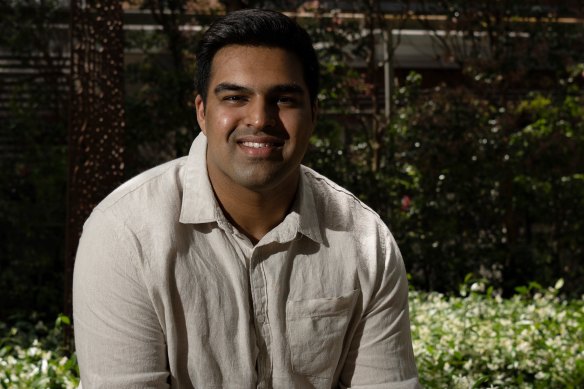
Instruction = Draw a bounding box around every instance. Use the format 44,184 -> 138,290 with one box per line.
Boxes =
286,289 -> 360,379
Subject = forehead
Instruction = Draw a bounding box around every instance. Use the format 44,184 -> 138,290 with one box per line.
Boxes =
209,45 -> 306,89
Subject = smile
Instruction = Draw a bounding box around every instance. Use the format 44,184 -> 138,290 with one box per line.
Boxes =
241,141 -> 278,148
237,137 -> 285,157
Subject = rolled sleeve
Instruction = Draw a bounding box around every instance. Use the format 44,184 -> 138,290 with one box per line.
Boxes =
73,210 -> 169,388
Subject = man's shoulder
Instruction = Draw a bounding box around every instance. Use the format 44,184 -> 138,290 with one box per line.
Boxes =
300,165 -> 387,231
93,156 -> 188,220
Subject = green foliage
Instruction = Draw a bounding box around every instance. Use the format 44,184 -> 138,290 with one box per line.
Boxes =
385,69 -> 584,295
0,315 -> 79,388
410,281 -> 584,388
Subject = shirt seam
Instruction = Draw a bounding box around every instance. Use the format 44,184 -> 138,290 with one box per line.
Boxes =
302,167 -> 386,225
96,157 -> 187,212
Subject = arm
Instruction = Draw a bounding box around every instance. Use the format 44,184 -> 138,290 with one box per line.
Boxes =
339,232 -> 421,389
73,210 -> 169,388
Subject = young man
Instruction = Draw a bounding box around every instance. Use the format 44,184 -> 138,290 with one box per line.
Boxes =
73,9 -> 421,389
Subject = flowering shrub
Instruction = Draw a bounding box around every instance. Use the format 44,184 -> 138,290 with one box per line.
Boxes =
1,283 -> 582,388
410,279 -> 584,388
0,315 -> 79,389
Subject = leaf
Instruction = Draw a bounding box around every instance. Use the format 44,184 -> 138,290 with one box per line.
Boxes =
471,376 -> 489,388
528,281 -> 543,291
55,314 -> 71,327
515,286 -> 529,295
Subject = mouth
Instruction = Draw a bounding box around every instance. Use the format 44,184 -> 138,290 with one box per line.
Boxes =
239,141 -> 283,149
236,136 -> 285,156
237,135 -> 285,148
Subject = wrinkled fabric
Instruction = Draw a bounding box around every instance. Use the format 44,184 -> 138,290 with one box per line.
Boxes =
73,133 -> 421,389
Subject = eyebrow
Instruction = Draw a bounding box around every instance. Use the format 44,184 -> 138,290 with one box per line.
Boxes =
213,82 -> 305,95
214,83 -> 253,95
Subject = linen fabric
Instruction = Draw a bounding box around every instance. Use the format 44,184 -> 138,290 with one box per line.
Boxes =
73,133 -> 421,388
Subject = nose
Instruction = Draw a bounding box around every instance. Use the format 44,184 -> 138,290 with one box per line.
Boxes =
246,98 -> 277,129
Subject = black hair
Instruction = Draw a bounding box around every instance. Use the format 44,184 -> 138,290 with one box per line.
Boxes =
195,9 -> 320,106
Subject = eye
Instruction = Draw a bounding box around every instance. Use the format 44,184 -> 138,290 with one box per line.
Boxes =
223,95 -> 247,103
277,96 -> 297,105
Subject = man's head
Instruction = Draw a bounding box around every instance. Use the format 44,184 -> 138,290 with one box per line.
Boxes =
193,10 -> 320,198
195,9 -> 319,107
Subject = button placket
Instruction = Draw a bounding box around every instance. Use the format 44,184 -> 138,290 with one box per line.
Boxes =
249,247 -> 273,385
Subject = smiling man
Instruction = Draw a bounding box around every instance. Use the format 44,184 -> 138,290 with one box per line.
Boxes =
73,9 -> 421,389
196,44 -> 315,242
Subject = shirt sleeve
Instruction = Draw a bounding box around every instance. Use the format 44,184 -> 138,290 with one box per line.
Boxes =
339,230 -> 422,389
73,209 -> 169,388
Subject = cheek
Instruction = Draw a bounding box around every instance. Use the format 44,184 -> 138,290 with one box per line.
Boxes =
219,115 -> 232,129
210,110 -> 238,136
205,105 -> 237,130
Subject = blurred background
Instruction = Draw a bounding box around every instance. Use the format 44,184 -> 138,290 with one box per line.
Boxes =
1,1 -> 583,387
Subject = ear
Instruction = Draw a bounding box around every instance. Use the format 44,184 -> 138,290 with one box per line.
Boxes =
195,94 -> 206,134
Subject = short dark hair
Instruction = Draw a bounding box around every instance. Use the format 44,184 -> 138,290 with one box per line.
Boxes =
195,9 -> 320,106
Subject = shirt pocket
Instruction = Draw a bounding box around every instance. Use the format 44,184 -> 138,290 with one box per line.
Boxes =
286,289 -> 360,379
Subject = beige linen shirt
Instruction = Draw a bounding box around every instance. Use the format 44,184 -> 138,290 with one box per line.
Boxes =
73,133 -> 421,389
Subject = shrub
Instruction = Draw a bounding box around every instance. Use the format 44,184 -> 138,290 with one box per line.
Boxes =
410,279 -> 584,388
0,314 -> 79,389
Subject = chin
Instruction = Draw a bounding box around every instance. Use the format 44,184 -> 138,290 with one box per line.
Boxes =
232,164 -> 299,193
237,174 -> 288,193
239,179 -> 280,193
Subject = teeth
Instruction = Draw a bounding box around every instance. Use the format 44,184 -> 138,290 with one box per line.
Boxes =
242,142 -> 271,148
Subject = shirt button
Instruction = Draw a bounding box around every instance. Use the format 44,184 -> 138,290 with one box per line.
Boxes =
257,315 -> 265,324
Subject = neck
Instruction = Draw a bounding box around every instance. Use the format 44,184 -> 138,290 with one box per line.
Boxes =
209,172 -> 300,245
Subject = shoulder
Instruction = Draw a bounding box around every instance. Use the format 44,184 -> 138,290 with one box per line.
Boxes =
300,165 -> 388,235
97,157 -> 188,211
86,157 -> 188,235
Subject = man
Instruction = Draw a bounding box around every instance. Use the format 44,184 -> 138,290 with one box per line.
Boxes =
73,9 -> 421,389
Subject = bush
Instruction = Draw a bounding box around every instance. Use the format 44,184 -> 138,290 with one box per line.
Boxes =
0,314 -> 79,389
411,279 -> 584,388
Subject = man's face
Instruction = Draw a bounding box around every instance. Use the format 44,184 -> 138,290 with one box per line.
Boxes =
195,45 -> 316,194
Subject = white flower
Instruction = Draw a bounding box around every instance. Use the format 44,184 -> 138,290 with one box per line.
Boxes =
535,371 -> 547,380
470,282 -> 485,293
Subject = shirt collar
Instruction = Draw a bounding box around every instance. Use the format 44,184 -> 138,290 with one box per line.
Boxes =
289,167 -> 323,244
179,133 -> 323,245
179,132 -> 220,224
